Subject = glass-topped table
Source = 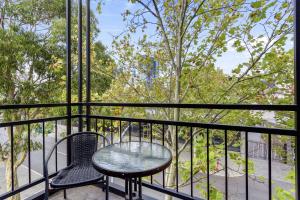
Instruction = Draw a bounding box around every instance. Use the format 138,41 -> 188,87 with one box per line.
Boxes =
92,141 -> 172,200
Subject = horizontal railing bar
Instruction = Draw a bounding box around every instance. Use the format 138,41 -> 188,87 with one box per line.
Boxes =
0,115 -> 80,127
0,173 -> 57,200
1,113 -> 296,135
142,182 -> 203,200
88,115 -> 297,136
0,103 -> 72,110
88,102 -> 297,111
0,102 -> 296,111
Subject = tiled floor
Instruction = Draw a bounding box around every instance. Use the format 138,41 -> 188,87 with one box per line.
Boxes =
49,185 -> 122,200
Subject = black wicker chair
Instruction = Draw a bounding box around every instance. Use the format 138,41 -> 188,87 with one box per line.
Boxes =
44,131 -> 110,200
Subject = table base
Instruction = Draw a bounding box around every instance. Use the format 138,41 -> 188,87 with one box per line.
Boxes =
125,177 -> 143,200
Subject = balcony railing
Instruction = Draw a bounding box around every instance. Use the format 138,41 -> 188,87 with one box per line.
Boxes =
0,102 -> 298,200
1,0 -> 300,199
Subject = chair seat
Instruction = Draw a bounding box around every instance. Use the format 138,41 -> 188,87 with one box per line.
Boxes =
50,164 -> 104,189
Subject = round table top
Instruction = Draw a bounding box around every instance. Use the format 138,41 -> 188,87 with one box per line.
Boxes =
92,141 -> 172,178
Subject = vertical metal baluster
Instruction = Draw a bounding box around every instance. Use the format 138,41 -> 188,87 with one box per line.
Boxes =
55,120 -> 58,172
95,118 -> 99,145
139,122 -> 142,142
95,118 -> 98,132
207,129 -> 210,200
103,119 -> 105,146
129,122 -> 132,142
119,120 -> 122,143
150,123 -> 153,184
162,124 -> 165,188
111,120 -> 113,143
43,122 -> 45,176
190,127 -> 193,197
150,123 -> 153,143
28,124 -> 31,183
268,134 -> 272,200
225,129 -> 228,200
10,125 -> 14,191
176,126 -> 179,192
245,131 -> 249,200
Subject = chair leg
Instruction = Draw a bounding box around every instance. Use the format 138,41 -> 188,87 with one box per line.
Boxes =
63,189 -> 67,199
45,179 -> 49,200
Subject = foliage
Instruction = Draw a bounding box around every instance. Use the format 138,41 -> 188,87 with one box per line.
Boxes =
100,0 -> 295,199
0,0 -> 114,199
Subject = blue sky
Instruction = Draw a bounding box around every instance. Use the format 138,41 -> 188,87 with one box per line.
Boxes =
92,0 -> 293,74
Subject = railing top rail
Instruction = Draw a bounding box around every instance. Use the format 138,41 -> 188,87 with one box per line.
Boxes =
0,102 -> 297,111
0,103 -> 70,110
89,115 -> 297,136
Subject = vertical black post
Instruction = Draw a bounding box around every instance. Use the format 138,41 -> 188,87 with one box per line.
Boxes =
162,124 -> 165,188
28,124 -> 31,184
78,0 -> 83,132
245,132 -> 249,200
10,125 -> 14,191
207,128 -> 210,200
150,123 -> 153,184
86,0 -> 91,131
55,120 -> 58,172
225,129 -> 228,200
190,127 -> 193,197
66,0 -> 72,165
268,134 -> 272,200
42,122 -> 45,177
295,0 -> 300,199
176,126 -> 179,192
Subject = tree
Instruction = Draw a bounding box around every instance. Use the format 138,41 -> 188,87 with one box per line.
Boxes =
100,0 -> 294,199
0,1 -> 114,199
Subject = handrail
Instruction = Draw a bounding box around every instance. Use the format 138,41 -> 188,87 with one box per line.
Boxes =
87,102 -> 297,111
89,115 -> 297,136
0,102 -> 297,111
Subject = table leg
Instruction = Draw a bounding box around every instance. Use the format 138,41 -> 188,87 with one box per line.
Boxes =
125,178 -> 128,197
106,176 -> 109,200
134,178 -> 137,192
129,178 -> 133,200
138,177 -> 142,200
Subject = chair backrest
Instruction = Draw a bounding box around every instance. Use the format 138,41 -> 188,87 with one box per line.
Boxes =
71,132 -> 98,166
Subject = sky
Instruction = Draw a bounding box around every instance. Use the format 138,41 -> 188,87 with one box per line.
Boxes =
92,0 -> 293,74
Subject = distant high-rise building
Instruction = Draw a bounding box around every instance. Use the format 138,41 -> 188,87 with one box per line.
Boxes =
145,57 -> 158,88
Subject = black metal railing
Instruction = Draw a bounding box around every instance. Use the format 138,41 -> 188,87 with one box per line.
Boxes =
0,103 -> 298,200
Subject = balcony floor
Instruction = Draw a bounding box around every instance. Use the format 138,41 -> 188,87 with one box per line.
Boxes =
49,185 -> 122,200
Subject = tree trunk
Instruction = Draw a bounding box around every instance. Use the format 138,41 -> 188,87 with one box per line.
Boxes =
165,150 -> 177,200
164,27 -> 182,200
5,123 -> 21,200
5,159 -> 20,200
